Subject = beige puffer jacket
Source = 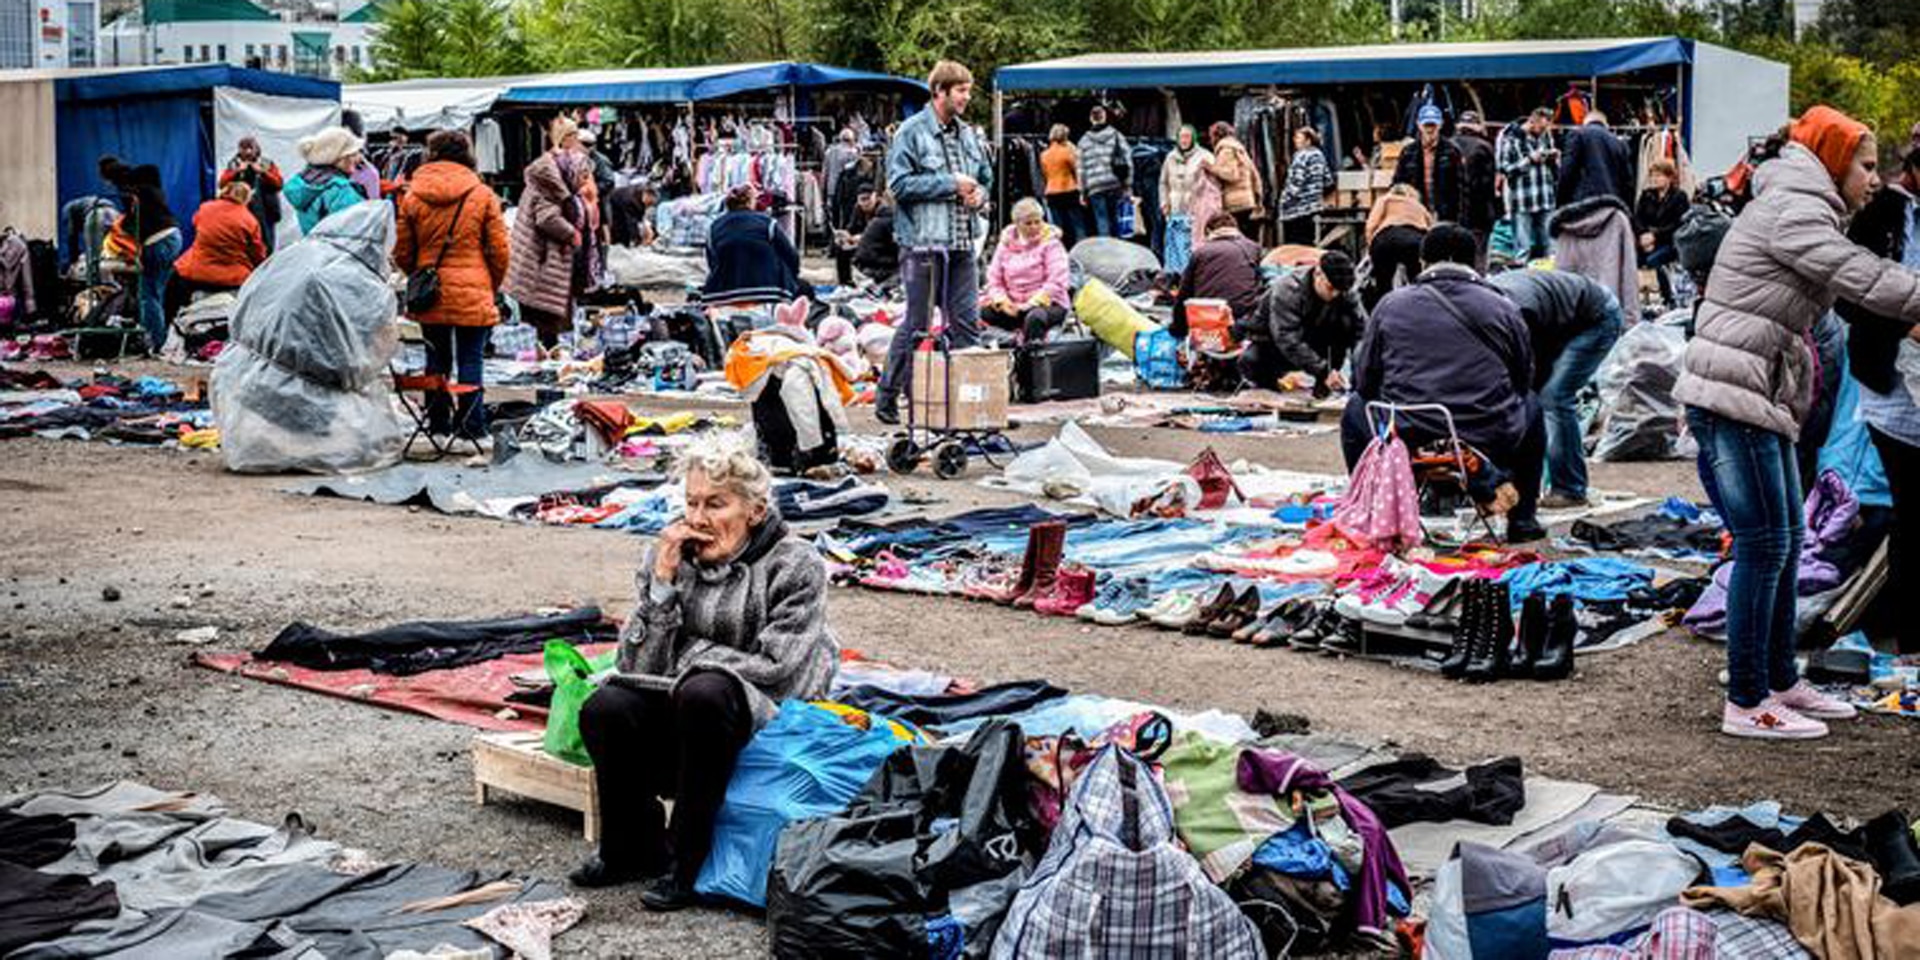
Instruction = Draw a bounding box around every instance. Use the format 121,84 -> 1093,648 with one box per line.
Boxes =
1674,143 -> 1920,439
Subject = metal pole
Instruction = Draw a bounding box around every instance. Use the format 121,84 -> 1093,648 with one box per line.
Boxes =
993,89 -> 1005,232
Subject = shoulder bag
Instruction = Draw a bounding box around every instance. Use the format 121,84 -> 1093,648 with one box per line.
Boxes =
404,189 -> 472,315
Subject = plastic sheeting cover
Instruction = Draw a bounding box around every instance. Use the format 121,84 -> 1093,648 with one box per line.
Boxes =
213,202 -> 407,474
1069,238 -> 1161,292
1590,315 -> 1692,462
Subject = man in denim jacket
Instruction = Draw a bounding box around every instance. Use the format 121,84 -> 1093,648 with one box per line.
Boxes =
876,60 -> 994,424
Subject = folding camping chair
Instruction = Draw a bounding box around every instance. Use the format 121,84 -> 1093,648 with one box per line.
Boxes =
392,370 -> 484,460
1364,401 -> 1498,543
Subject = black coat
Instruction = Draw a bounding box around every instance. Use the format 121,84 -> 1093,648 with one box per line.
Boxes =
1392,139 -> 1465,223
1841,186 -> 1916,394
1635,187 -> 1689,248
1488,269 -> 1617,389
1556,124 -> 1634,211
1453,132 -> 1500,232
852,206 -> 899,281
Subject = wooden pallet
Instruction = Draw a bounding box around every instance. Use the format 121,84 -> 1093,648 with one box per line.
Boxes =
472,731 -> 600,842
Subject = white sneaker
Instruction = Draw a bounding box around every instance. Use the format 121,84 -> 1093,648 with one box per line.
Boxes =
1146,593 -> 1201,629
1768,681 -> 1858,721
1721,700 -> 1829,740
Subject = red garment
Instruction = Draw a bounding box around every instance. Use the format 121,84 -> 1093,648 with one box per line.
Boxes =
1790,105 -> 1871,180
173,198 -> 265,288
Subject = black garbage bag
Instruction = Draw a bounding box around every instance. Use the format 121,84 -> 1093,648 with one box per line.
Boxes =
767,719 -> 1036,959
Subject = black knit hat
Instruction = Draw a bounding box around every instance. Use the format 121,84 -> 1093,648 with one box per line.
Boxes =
1317,250 -> 1356,292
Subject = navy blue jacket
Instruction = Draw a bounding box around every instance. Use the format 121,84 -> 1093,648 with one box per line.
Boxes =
703,210 -> 801,304
1556,123 -> 1635,212
1353,264 -> 1535,449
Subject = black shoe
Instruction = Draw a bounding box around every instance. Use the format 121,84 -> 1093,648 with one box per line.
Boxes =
1505,517 -> 1548,544
1320,612 -> 1363,654
1865,810 -> 1920,906
1513,594 -> 1549,678
568,853 -> 656,889
1464,582 -> 1514,683
873,396 -> 901,426
1288,601 -> 1333,651
1439,580 -> 1481,679
1533,594 -> 1578,681
640,873 -> 700,912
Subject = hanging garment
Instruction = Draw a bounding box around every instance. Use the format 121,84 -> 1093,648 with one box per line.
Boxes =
1334,425 -> 1423,554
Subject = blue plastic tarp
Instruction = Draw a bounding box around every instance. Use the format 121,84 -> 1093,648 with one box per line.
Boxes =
497,61 -> 925,105
53,64 -> 338,104
994,37 -> 1693,91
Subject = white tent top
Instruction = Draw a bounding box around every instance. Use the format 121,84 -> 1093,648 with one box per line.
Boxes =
344,77 -> 529,132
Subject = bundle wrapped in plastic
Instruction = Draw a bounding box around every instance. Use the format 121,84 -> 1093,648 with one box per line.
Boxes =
1590,314 -> 1693,462
212,202 -> 407,474
1069,237 -> 1161,291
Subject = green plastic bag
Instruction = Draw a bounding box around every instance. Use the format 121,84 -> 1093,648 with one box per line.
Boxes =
542,639 -> 605,766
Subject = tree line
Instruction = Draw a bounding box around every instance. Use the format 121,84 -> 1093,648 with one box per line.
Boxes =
360,0 -> 1918,148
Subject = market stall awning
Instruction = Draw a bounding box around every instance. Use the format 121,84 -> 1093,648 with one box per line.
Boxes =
45,63 -> 339,103
995,37 -> 1695,91
495,61 -> 926,105
344,77 -> 533,133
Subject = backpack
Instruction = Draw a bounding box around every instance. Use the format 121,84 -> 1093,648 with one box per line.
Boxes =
991,746 -> 1263,959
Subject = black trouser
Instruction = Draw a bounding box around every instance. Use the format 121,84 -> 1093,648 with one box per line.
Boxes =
1339,396 -> 1546,526
833,244 -> 857,286
164,276 -> 236,326
1045,194 -> 1085,250
1232,209 -> 1260,244
579,669 -> 753,882
1280,215 -> 1316,247
1238,338 -> 1336,396
1869,425 -> 1920,653
981,302 -> 1067,343
1365,225 -> 1426,311
520,305 -> 571,349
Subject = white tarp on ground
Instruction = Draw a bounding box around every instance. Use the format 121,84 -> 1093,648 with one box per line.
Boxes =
213,86 -> 341,251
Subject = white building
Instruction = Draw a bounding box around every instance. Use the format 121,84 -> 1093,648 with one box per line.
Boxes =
1,0 -> 101,69
96,0 -> 374,79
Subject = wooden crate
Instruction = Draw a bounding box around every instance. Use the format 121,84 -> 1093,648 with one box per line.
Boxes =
472,731 -> 600,842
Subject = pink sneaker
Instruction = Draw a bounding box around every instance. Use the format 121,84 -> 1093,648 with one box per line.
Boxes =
1768,681 -> 1858,721
1721,701 -> 1829,740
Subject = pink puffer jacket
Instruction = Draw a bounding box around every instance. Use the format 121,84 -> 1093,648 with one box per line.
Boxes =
983,224 -> 1071,309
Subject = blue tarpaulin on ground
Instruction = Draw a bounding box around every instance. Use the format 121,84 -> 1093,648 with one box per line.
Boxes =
496,61 -> 925,105
995,37 -> 1693,91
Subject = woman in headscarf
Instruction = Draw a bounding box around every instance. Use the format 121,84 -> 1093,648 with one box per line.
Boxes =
1158,125 -> 1213,275
1673,106 -> 1920,741
503,116 -> 588,349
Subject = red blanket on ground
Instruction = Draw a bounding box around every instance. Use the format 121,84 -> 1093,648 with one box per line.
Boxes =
194,645 -> 616,732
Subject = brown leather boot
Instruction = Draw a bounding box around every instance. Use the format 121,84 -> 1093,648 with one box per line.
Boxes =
1011,521 -> 1065,608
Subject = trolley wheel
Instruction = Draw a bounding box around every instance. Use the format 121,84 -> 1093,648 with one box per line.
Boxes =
932,441 -> 969,480
886,437 -> 920,475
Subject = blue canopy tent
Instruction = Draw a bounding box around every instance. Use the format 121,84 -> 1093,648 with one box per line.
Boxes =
45,65 -> 338,256
993,37 -> 1786,178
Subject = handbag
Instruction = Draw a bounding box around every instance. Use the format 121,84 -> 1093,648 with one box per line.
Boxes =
404,189 -> 472,315
1185,446 -> 1245,510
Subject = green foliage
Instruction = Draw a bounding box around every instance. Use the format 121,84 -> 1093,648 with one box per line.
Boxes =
359,0 -> 526,80
1740,36 -> 1920,153
1810,0 -> 1920,69
360,0 -> 444,80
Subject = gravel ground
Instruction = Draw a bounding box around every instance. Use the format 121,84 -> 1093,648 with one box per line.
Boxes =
2,372 -> 1915,958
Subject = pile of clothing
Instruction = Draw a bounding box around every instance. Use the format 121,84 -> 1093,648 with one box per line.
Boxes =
0,368 -> 212,445
0,781 -> 583,958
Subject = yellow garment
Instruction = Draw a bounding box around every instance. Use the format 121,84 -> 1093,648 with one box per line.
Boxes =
177,427 -> 220,449
1074,277 -> 1155,358
627,411 -> 702,435
1680,843 -> 1920,960
724,332 -> 856,403
809,701 -> 928,743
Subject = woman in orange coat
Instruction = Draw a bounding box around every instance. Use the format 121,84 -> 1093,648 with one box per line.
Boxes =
166,180 -> 267,321
393,130 -> 511,441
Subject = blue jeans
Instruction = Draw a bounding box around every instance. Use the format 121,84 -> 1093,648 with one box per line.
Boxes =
1511,210 -> 1553,260
880,250 -> 979,402
1087,191 -> 1124,238
138,232 -> 183,352
1687,406 -> 1803,708
1542,291 -> 1625,499
422,323 -> 491,437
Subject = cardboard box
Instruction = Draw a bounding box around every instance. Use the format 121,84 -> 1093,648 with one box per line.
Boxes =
910,348 -> 1010,431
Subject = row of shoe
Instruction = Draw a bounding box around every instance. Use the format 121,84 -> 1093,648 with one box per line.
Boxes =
1437,580 -> 1577,683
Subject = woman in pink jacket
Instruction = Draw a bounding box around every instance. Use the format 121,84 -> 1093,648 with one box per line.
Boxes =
980,197 -> 1072,343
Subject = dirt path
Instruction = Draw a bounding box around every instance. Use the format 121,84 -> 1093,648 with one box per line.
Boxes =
1,399 -> 1911,958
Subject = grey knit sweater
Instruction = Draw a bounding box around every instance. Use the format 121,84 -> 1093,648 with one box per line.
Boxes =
618,514 -> 838,731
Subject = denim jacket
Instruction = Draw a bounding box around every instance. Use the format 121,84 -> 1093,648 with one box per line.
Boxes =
886,106 -> 992,251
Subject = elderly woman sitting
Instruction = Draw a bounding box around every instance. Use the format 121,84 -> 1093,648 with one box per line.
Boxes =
569,434 -> 838,910
979,196 -> 1072,344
